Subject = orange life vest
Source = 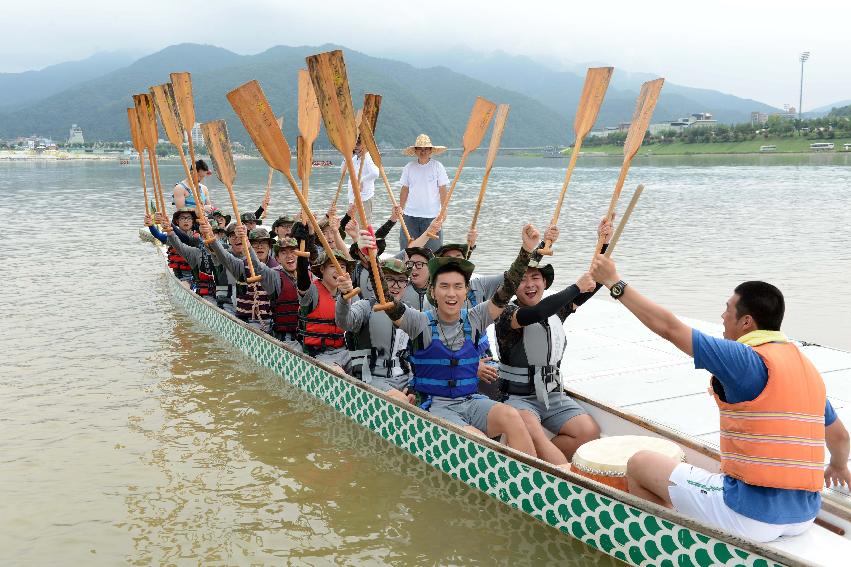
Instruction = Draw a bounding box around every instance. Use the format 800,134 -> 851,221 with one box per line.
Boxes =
299,281 -> 345,349
713,342 -> 826,492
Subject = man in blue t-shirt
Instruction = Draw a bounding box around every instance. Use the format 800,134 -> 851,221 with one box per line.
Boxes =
589,254 -> 850,542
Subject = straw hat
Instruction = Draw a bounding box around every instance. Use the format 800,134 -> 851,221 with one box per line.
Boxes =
403,134 -> 447,157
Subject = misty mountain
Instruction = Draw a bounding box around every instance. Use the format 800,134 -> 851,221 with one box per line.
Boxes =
395,49 -> 779,129
0,51 -> 139,110
0,43 -> 567,148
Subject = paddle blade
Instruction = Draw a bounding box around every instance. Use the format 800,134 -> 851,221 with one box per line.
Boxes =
169,72 -> 196,133
623,78 -> 665,160
573,67 -> 614,138
226,80 -> 292,173
297,69 -> 321,144
484,104 -> 510,171
149,82 -> 185,148
461,96 -> 497,153
132,93 -> 159,152
126,107 -> 144,153
362,93 -> 382,133
359,119 -> 382,169
200,120 -> 236,188
306,50 -> 357,155
296,135 -> 313,182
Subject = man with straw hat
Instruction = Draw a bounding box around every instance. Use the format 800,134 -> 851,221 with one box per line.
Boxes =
336,258 -> 415,403
399,134 -> 450,252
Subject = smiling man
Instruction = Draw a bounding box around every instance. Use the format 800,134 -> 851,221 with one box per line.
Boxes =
246,236 -> 302,350
398,134 -> 449,252
589,253 -> 851,542
383,223 -> 548,457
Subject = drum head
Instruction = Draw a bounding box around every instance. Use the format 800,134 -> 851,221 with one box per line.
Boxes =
572,435 -> 684,475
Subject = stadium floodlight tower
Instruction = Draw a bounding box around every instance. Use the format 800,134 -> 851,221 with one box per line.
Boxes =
798,51 -> 810,122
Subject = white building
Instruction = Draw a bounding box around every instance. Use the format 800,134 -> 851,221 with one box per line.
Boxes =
187,122 -> 204,147
68,124 -> 84,144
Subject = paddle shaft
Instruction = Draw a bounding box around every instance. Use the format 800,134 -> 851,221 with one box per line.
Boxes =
148,150 -> 171,232
591,162 -> 631,263
378,167 -> 411,241
175,143 -> 206,223
427,151 -> 470,238
222,180 -> 258,280
138,151 -> 150,214
540,137 -> 584,253
343,153 -> 392,308
604,184 -> 644,259
261,167 -> 274,219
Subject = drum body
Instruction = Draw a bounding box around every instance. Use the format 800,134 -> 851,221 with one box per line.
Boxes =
571,435 -> 685,491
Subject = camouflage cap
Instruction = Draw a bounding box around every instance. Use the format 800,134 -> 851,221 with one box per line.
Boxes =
171,207 -> 197,224
405,246 -> 434,261
272,215 -> 297,230
527,263 -> 555,289
427,256 -> 474,283
435,243 -> 472,258
311,248 -> 354,278
273,238 -> 299,254
248,227 -> 273,244
225,221 -> 238,235
381,257 -> 411,277
240,211 -> 258,224
317,216 -> 331,230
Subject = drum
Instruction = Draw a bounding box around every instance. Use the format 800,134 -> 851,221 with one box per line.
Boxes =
571,435 -> 685,491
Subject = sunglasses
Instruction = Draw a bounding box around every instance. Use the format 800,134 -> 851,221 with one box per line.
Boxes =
406,260 -> 427,269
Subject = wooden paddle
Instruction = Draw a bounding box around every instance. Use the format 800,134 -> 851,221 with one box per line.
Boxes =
169,72 -> 204,210
427,96 -> 497,238
590,78 -> 664,263
200,120 -> 262,283
359,120 -> 411,241
539,67 -> 613,256
466,103 -> 510,257
260,116 -> 284,221
307,49 -> 393,312
132,93 -> 170,232
296,69 -> 322,256
126,107 -> 150,215
604,184 -> 644,258
149,82 -> 207,224
226,79 -> 360,299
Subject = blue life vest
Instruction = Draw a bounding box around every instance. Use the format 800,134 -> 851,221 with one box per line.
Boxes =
173,181 -> 207,207
409,309 -> 481,398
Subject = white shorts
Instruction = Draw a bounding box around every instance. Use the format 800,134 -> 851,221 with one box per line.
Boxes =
667,463 -> 814,543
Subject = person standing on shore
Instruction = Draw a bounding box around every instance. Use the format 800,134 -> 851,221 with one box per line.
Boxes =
398,134 -> 449,252
173,159 -> 214,213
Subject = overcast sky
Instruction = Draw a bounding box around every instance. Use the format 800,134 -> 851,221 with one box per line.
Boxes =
4,1 -> 848,110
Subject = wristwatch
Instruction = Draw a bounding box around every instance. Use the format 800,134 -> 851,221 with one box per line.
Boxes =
610,280 -> 628,300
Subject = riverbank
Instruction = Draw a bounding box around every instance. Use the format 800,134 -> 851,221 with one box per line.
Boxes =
563,137 -> 851,157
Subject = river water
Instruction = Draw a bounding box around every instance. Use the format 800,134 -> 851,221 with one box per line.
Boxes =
1,154 -> 849,565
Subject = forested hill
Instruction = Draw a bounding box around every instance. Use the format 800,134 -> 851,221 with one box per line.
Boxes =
0,43 -> 568,148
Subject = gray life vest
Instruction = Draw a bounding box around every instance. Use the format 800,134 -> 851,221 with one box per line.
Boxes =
498,313 -> 566,409
353,263 -> 376,302
346,307 -> 409,386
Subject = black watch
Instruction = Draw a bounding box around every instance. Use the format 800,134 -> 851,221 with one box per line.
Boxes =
610,280 -> 628,300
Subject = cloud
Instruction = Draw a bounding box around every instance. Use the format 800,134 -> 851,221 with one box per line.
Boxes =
2,0 -> 848,109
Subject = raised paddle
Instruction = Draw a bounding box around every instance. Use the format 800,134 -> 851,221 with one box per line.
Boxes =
226,79 -> 360,300
296,70 -> 322,256
260,116 -> 284,221
604,184 -> 644,259
539,67 -> 613,256
307,49 -> 393,312
149,82 -> 207,224
427,96 -> 497,238
359,119 -> 412,242
133,93 -> 170,232
590,78 -> 664,263
294,136 -> 312,258
466,103 -> 510,258
170,72 -> 204,210
200,120 -> 262,283
126,107 -> 150,215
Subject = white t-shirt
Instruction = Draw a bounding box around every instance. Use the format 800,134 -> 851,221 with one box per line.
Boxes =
342,153 -> 379,204
399,159 -> 449,218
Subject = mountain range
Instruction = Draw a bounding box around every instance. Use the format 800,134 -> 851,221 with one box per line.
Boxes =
0,43 -> 825,148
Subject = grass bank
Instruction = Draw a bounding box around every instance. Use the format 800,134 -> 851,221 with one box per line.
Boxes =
568,137 -> 851,156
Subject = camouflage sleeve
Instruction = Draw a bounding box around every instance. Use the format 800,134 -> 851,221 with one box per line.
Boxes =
491,248 -> 532,308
